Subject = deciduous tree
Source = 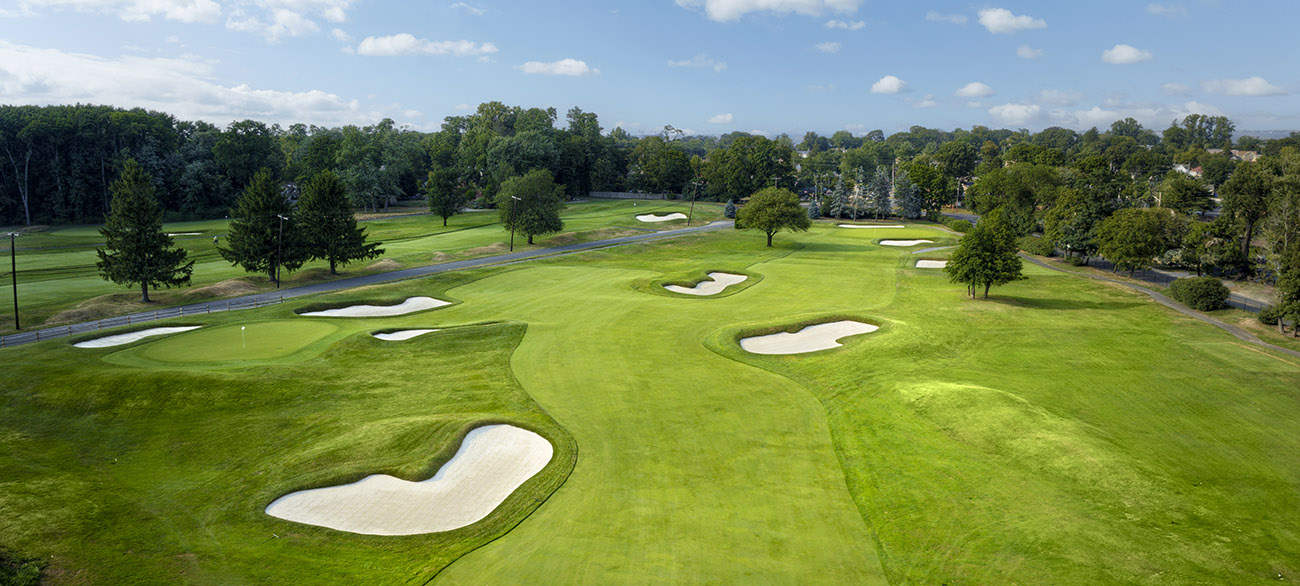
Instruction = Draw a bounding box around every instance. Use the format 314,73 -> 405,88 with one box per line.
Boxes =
497,169 -> 564,245
944,211 -> 1024,298
736,187 -> 810,247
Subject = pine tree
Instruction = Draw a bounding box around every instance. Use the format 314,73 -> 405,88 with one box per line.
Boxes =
219,168 -> 304,285
298,170 -> 384,275
895,169 -> 924,219
724,200 -> 737,219
869,165 -> 892,219
829,174 -> 848,219
96,159 -> 194,302
807,197 -> 821,220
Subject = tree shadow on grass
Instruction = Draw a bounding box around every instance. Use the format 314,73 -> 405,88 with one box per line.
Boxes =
988,295 -> 1144,311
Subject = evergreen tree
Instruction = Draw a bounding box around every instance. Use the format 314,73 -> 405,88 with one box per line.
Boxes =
895,169 -> 924,219
944,210 -> 1025,298
807,197 -> 820,220
869,165 -> 892,219
829,174 -> 848,219
497,169 -> 565,245
219,168 -> 304,285
425,165 -> 467,226
724,200 -> 737,219
95,159 -> 194,302
298,170 -> 384,275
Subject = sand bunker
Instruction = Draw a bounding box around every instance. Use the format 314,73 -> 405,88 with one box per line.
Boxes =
838,224 -> 905,229
636,213 -> 687,223
301,297 -> 450,318
916,260 -> 948,269
664,272 -> 748,296
265,424 -> 553,535
373,329 -> 440,341
740,321 -> 878,355
74,326 -> 201,348
880,240 -> 934,247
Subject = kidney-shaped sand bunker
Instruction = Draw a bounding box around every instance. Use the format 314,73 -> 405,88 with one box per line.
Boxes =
740,321 -> 878,355
300,296 -> 450,318
664,272 -> 747,296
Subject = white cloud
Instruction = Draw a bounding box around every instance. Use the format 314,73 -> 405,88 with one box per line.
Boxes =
1101,44 -> 1153,64
815,41 -> 841,53
0,40 -> 388,126
955,82 -> 993,98
1017,45 -> 1044,59
1038,89 -> 1084,106
1161,82 -> 1191,96
667,54 -> 726,73
449,2 -> 485,16
909,94 -> 938,109
18,0 -> 221,22
1202,76 -> 1286,97
925,10 -> 966,25
675,0 -> 863,22
221,1 -> 358,41
520,58 -> 599,76
870,75 -> 906,94
988,103 -> 1042,126
708,113 -> 734,124
824,19 -> 864,30
330,27 -> 350,42
1176,101 -> 1224,117
1147,3 -> 1187,17
977,8 -> 1045,35
357,34 -> 497,57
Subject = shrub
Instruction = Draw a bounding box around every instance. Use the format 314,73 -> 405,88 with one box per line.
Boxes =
1017,236 -> 1056,257
1169,276 -> 1230,311
1066,255 -> 1089,267
724,201 -> 737,219
1259,304 -> 1282,325
946,219 -> 972,233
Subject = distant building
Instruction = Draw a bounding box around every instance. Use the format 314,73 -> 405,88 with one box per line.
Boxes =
1206,149 -> 1261,163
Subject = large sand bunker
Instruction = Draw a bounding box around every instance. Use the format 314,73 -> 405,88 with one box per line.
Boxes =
916,260 -> 948,268
301,297 -> 450,318
664,272 -> 748,296
880,240 -> 934,247
740,321 -> 878,355
74,326 -> 201,348
838,224 -> 905,229
373,329 -> 440,341
636,213 -> 687,223
265,424 -> 553,535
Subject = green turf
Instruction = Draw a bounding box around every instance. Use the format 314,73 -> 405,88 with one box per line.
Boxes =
1,220 -> 1298,584
127,320 -> 341,364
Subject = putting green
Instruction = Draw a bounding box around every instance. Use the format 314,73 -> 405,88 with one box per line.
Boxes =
128,321 -> 340,364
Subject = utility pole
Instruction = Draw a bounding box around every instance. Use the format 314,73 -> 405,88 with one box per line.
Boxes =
686,177 -> 700,226
508,196 -> 522,251
275,214 -> 287,288
8,233 -> 17,330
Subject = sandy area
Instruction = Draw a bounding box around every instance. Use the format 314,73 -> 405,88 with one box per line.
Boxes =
838,224 -> 905,229
740,321 -> 878,355
373,329 -> 440,341
880,240 -> 934,247
916,260 -> 948,268
74,326 -> 201,348
636,213 -> 688,223
301,296 -> 450,318
265,424 -> 553,535
664,272 -> 748,296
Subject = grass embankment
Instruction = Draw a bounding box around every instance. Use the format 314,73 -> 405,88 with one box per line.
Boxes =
0,199 -> 724,335
2,222 -> 1298,583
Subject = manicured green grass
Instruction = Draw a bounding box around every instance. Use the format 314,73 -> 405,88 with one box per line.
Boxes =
2,220 -> 1298,584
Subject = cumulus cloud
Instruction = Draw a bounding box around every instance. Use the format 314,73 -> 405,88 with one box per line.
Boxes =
977,8 -> 1045,34
955,82 -> 993,98
520,58 -> 599,76
909,94 -> 938,108
330,28 -> 350,42
815,41 -> 841,53
1202,76 -> 1286,96
870,75 -> 906,94
449,2 -> 485,16
668,54 -> 727,72
1017,45 -> 1044,59
1161,82 -> 1191,96
356,34 -> 497,57
708,113 -> 734,124
1101,44 -> 1153,64
925,10 -> 966,25
221,1 -> 357,41
988,103 -> 1042,126
1038,89 -> 1084,106
1147,3 -> 1187,17
18,0 -> 221,22
824,19 -> 864,30
675,0 -> 863,22
0,40 -> 387,125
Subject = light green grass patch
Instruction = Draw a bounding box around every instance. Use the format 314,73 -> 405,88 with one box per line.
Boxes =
112,320 -> 341,366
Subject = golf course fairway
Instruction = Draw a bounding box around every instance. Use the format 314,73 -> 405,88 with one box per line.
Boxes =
1,222 -> 1298,584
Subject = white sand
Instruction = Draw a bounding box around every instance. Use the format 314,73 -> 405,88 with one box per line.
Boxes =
664,272 -> 748,296
838,224 -> 905,229
265,424 -> 553,535
372,329 -> 440,341
916,260 -> 948,269
73,326 -> 201,348
166,232 -> 202,236
740,321 -> 878,355
635,213 -> 688,223
301,296 -> 450,318
880,240 -> 934,247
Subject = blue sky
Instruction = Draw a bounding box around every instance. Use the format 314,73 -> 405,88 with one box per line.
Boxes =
1,0 -> 1296,136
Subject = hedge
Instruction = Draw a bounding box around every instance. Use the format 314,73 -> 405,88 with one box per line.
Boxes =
1169,277 -> 1230,311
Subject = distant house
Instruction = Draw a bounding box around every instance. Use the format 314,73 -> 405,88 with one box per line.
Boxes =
1173,164 -> 1203,178
1206,149 -> 1262,163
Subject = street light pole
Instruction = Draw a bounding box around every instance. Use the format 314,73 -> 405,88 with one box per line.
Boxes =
275,214 -> 287,288
508,196 -> 521,252
8,232 -> 17,330
687,177 -> 700,226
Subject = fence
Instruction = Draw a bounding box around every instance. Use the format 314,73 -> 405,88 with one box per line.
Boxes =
0,295 -> 284,348
588,192 -> 671,200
